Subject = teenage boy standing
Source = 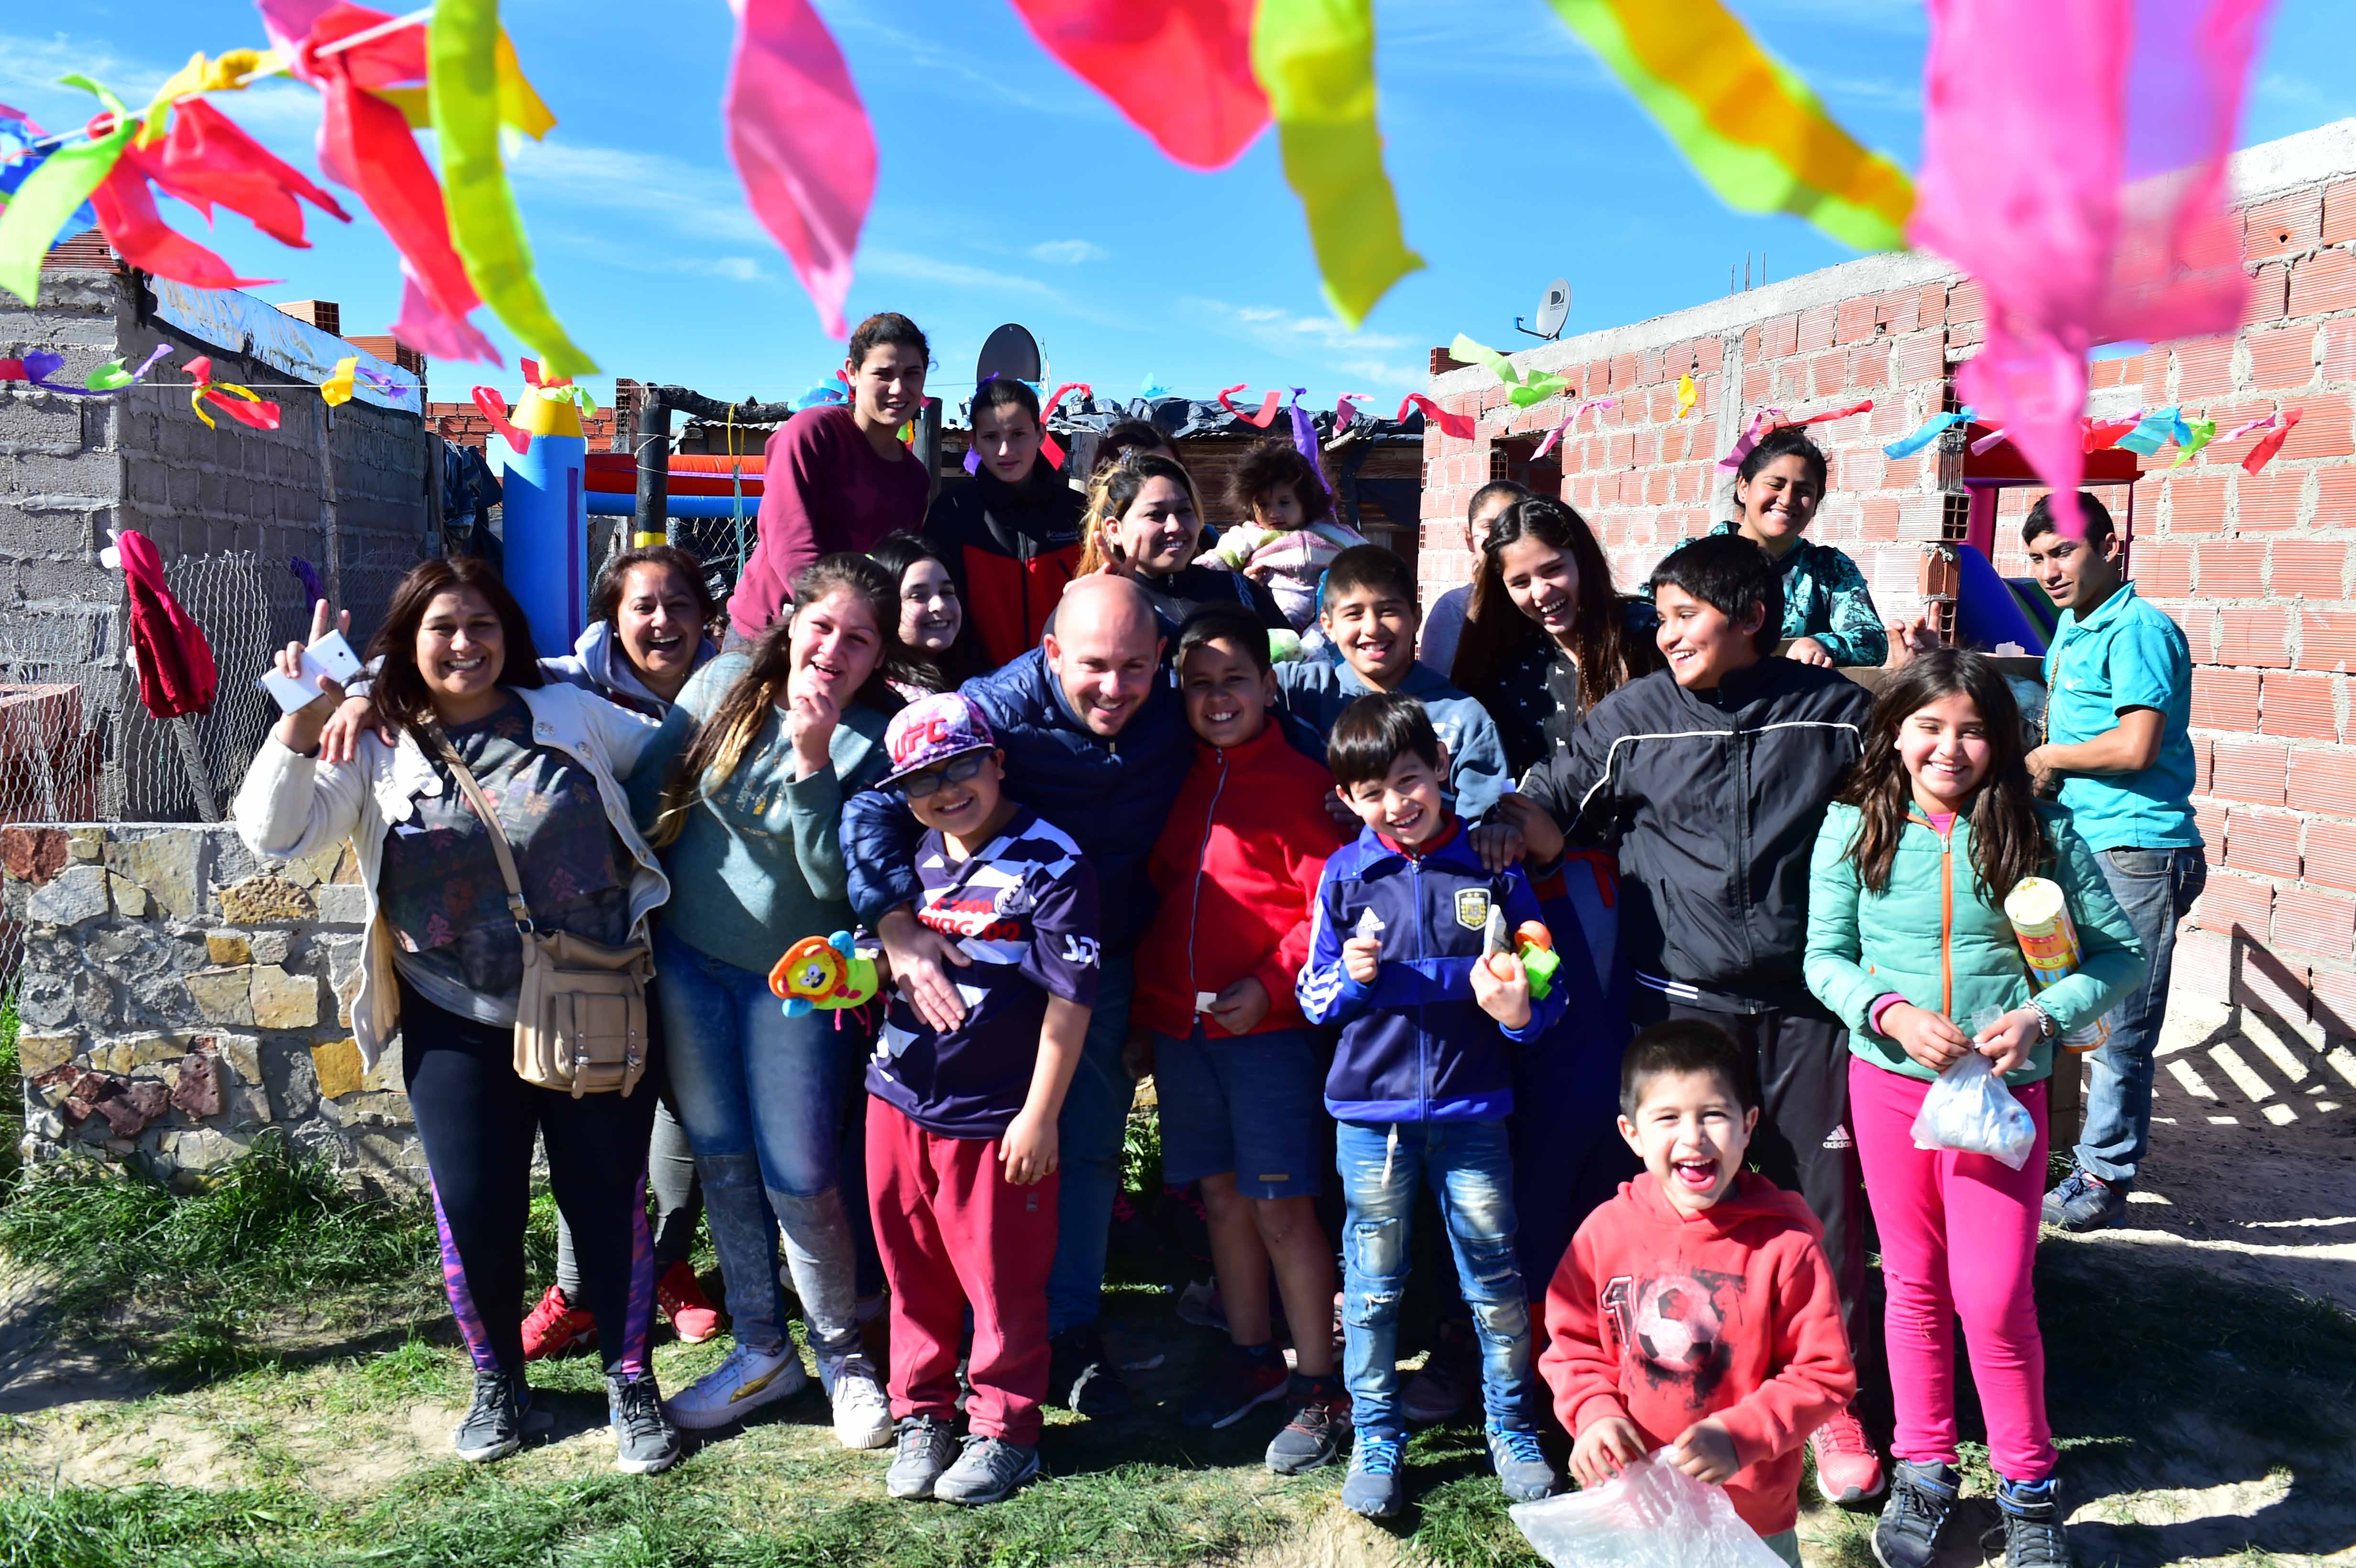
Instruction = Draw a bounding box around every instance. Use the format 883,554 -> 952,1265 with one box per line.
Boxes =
2021,493 -> 2204,1233
1499,532 -> 1883,1504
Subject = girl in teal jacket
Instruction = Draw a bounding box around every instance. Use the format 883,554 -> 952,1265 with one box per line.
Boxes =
1803,648 -> 2141,1568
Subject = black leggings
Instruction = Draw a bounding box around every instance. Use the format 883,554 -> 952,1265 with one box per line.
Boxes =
400,978 -> 661,1378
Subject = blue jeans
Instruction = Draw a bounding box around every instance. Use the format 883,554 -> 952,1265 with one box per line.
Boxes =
1336,1118 -> 1535,1442
2076,846 -> 2206,1185
1045,953 -> 1135,1337
657,926 -> 863,1358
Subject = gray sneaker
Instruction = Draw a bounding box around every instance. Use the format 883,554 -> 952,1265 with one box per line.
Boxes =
934,1434 -> 1040,1505
887,1415 -> 959,1500
2042,1170 -> 2128,1232
452,1367 -> 531,1463
1342,1432 -> 1405,1518
1995,1476 -> 2073,1568
1874,1460 -> 1960,1568
608,1372 -> 682,1474
1487,1423 -> 1561,1503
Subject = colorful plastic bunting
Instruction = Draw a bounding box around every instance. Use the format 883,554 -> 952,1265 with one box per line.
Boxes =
2238,408 -> 2301,475
1530,399 -> 1618,460
1674,372 -> 1698,419
429,0 -> 595,377
135,49 -> 272,145
1539,0 -> 1913,251
354,363 -> 408,400
132,98 -> 350,248
2,345 -> 170,397
1717,401 -> 1874,468
0,76 -> 138,305
724,0 -> 875,339
2113,406 -> 2184,457
1395,393 -> 1473,441
1251,0 -> 1422,329
320,355 -> 358,407
1005,0 -> 1266,169
1911,0 -> 2269,536
1883,405 -> 1975,459
2168,418 -> 2216,467
1451,333 -> 1570,408
1332,391 -> 1374,431
1219,384 -> 1287,427
182,355 -> 280,430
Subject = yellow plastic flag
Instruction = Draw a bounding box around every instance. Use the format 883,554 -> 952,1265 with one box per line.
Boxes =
1676,372 -> 1698,418
377,31 -> 555,136
137,49 -> 272,145
320,356 -> 358,407
429,0 -> 595,377
1250,0 -> 1423,329
1541,0 -> 1912,252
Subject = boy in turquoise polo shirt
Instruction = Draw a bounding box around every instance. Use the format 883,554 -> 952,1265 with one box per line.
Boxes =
2021,492 -> 2205,1232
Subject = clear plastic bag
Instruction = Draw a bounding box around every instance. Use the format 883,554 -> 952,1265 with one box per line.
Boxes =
1909,1026 -> 2036,1170
1510,1453 -> 1788,1568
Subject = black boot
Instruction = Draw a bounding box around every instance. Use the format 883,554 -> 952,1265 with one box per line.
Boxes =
1996,1476 -> 2072,1568
1872,1459 -> 1959,1568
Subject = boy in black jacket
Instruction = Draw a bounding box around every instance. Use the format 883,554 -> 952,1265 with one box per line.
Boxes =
1497,532 -> 1885,1505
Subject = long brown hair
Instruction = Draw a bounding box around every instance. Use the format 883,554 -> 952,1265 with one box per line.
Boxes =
1838,647 -> 2049,901
363,556 -> 543,739
1451,495 -> 1658,710
1076,451 -> 1205,576
650,555 -> 903,848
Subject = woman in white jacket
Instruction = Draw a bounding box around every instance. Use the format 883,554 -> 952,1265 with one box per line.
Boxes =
234,557 -> 679,1476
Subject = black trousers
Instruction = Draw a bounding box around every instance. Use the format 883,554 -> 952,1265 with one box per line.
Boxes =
1657,996 -> 1867,1330
400,977 -> 662,1378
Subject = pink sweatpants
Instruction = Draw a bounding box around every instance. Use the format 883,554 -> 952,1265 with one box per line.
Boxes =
1848,1057 -> 2056,1482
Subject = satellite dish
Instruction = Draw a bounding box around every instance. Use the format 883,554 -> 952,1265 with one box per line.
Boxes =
1517,279 -> 1570,342
975,323 -> 1042,391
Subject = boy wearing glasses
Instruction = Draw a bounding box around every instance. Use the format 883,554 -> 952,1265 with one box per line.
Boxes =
861,692 -> 1099,1506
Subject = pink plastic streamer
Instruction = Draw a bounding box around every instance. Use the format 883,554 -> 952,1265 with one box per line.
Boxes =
1911,0 -> 2269,536
1716,401 -> 1872,468
1332,391 -> 1374,432
1218,383 -> 1286,428
1530,399 -> 1618,460
1395,393 -> 1473,441
724,0 -> 875,339
1970,426 -> 2010,455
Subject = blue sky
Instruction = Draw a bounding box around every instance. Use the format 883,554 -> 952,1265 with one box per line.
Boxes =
6,0 -> 2355,412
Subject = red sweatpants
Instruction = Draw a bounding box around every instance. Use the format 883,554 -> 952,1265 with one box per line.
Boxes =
866,1097 -> 1059,1444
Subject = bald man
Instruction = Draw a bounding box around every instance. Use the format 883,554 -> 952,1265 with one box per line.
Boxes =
843,573 -> 1192,1419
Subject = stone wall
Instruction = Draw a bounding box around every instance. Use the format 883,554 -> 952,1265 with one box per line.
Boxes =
5,822 -> 421,1192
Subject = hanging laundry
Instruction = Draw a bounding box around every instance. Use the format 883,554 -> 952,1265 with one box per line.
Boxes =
112,529 -> 219,719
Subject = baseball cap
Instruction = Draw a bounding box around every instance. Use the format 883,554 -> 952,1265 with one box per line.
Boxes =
881,691 -> 997,787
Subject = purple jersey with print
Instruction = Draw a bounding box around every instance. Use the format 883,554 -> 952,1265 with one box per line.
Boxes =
866,807 -> 1101,1138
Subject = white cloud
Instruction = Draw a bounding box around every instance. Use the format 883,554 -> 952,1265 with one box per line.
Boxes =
863,249 -> 1064,300
544,229 -> 774,283
808,2 -> 1106,120
1180,296 -> 1424,393
505,138 -> 772,247
1028,239 -> 1108,265
2258,72 -> 2356,119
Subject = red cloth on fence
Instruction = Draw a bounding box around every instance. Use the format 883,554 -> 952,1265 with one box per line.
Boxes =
115,530 -> 218,719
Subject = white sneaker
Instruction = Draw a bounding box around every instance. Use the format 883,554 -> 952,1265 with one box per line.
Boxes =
817,1348 -> 894,1449
664,1342 -> 807,1431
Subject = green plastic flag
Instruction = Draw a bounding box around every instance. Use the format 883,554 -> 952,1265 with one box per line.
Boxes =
0,76 -> 136,305
2169,418 -> 2217,468
1450,333 -> 1569,408
428,0 -> 597,378
1251,0 -> 1422,330
1540,0 -> 1912,252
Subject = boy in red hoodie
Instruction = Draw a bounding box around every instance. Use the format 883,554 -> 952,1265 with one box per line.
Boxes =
1540,1019 -> 1855,1568
1134,606 -> 1350,1475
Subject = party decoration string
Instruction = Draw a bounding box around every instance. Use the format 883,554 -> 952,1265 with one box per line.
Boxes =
2168,418 -> 2216,468
0,344 -> 171,396
1883,405 -> 1975,459
429,0 -> 594,376
1395,393 -> 1473,440
0,77 -> 139,305
1219,384 -> 1288,427
1910,0 -> 2269,535
320,355 -> 359,407
1674,372 -> 1698,419
1530,399 -> 1618,460
1005,0 -> 1266,169
1449,334 -> 1570,408
182,354 -> 281,429
1251,0 -> 1422,329
2113,405 -> 2186,457
725,0 -> 874,339
355,363 -> 409,400
1539,0 -> 1913,252
2234,408 -> 2300,475
1716,400 -> 1873,468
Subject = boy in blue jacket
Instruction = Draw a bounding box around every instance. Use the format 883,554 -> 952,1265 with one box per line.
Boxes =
1298,692 -> 1565,1519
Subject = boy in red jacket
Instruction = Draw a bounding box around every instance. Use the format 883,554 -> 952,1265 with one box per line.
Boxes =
1134,606 -> 1350,1475
1540,1019 -> 1855,1568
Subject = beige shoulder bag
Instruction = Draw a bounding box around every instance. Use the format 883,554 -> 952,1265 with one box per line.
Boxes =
440,742 -> 650,1098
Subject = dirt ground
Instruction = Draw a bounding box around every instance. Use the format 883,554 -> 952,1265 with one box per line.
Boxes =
3,1002 -> 2353,1567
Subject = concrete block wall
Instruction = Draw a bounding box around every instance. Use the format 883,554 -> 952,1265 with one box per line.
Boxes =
1418,119 -> 2356,1098
4,822 -> 423,1193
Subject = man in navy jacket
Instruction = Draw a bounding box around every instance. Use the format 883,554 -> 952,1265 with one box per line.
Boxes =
844,575 -> 1191,1418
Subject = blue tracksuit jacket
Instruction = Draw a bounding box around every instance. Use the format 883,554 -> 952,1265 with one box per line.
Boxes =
1297,820 -> 1565,1123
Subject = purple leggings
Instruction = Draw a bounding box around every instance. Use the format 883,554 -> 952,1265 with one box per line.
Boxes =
1849,1057 -> 2055,1482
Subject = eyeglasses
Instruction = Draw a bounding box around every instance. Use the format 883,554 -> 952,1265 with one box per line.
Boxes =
899,751 -> 989,799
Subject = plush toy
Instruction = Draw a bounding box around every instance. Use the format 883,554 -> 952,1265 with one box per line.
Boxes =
769,930 -> 881,1017
1482,911 -> 1560,1002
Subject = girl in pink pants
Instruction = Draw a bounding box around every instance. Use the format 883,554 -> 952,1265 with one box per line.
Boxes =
1801,649 -> 2144,1568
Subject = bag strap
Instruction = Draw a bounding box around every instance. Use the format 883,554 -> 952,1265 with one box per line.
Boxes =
437,738 -> 536,935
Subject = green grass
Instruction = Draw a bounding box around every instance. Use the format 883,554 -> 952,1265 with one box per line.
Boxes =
0,1130 -> 440,1380
1,988 -> 20,1185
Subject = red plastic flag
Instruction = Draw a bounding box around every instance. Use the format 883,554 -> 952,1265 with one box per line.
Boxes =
1005,0 -> 1267,169
2240,408 -> 2300,475
724,0 -> 874,338
1218,383 -> 1286,427
472,385 -> 531,453
181,355 -> 282,430
1395,393 -> 1473,441
137,98 -> 350,248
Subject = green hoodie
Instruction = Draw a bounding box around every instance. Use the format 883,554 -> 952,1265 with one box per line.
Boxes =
1803,801 -> 2145,1085
627,651 -> 893,978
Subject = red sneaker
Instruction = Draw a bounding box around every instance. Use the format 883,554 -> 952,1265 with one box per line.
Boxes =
1810,1405 -> 1886,1503
521,1284 -> 597,1361
657,1260 -> 722,1345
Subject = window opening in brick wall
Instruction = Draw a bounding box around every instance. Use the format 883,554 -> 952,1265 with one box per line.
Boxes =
1488,436 -> 1563,501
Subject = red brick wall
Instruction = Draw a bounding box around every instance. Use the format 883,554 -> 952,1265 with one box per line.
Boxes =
427,400 -> 619,453
1418,124 -> 2356,1041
